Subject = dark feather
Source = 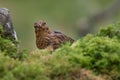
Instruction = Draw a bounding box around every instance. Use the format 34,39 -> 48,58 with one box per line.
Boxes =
53,30 -> 62,34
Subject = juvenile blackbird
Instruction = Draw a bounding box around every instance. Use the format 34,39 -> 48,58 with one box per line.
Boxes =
34,20 -> 74,50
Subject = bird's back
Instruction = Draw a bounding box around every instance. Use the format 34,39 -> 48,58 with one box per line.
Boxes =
54,30 -> 74,43
49,30 -> 74,49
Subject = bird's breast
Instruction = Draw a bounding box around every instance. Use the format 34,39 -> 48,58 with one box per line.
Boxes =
36,37 -> 50,49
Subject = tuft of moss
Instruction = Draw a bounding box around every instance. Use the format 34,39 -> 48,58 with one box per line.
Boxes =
0,25 -> 27,59
97,22 -> 120,39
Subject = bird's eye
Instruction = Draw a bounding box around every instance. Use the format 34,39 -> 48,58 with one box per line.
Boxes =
34,26 -> 36,28
46,27 -> 48,30
43,28 -> 45,31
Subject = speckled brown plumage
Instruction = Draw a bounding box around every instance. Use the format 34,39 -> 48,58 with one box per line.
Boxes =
34,20 -> 74,50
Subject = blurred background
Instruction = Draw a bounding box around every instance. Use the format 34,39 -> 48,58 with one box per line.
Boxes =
0,0 -> 120,50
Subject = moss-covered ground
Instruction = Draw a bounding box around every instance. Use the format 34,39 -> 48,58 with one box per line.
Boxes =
0,23 -> 120,80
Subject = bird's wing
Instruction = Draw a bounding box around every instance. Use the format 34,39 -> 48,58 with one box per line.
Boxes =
58,34 -> 74,43
52,31 -> 74,43
50,32 -> 74,50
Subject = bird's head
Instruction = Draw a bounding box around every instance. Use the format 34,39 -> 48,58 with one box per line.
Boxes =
34,20 -> 51,35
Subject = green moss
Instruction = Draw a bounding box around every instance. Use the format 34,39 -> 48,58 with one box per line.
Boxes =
1,23 -> 120,80
0,25 -> 27,59
97,22 -> 120,39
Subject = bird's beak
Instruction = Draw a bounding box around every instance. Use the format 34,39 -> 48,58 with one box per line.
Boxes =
39,24 -> 42,27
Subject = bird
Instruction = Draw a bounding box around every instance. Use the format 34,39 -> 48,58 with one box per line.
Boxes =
0,8 -> 17,41
34,20 -> 74,50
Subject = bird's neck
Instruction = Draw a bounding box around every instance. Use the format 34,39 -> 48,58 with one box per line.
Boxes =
35,32 -> 50,49
36,31 -> 49,39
